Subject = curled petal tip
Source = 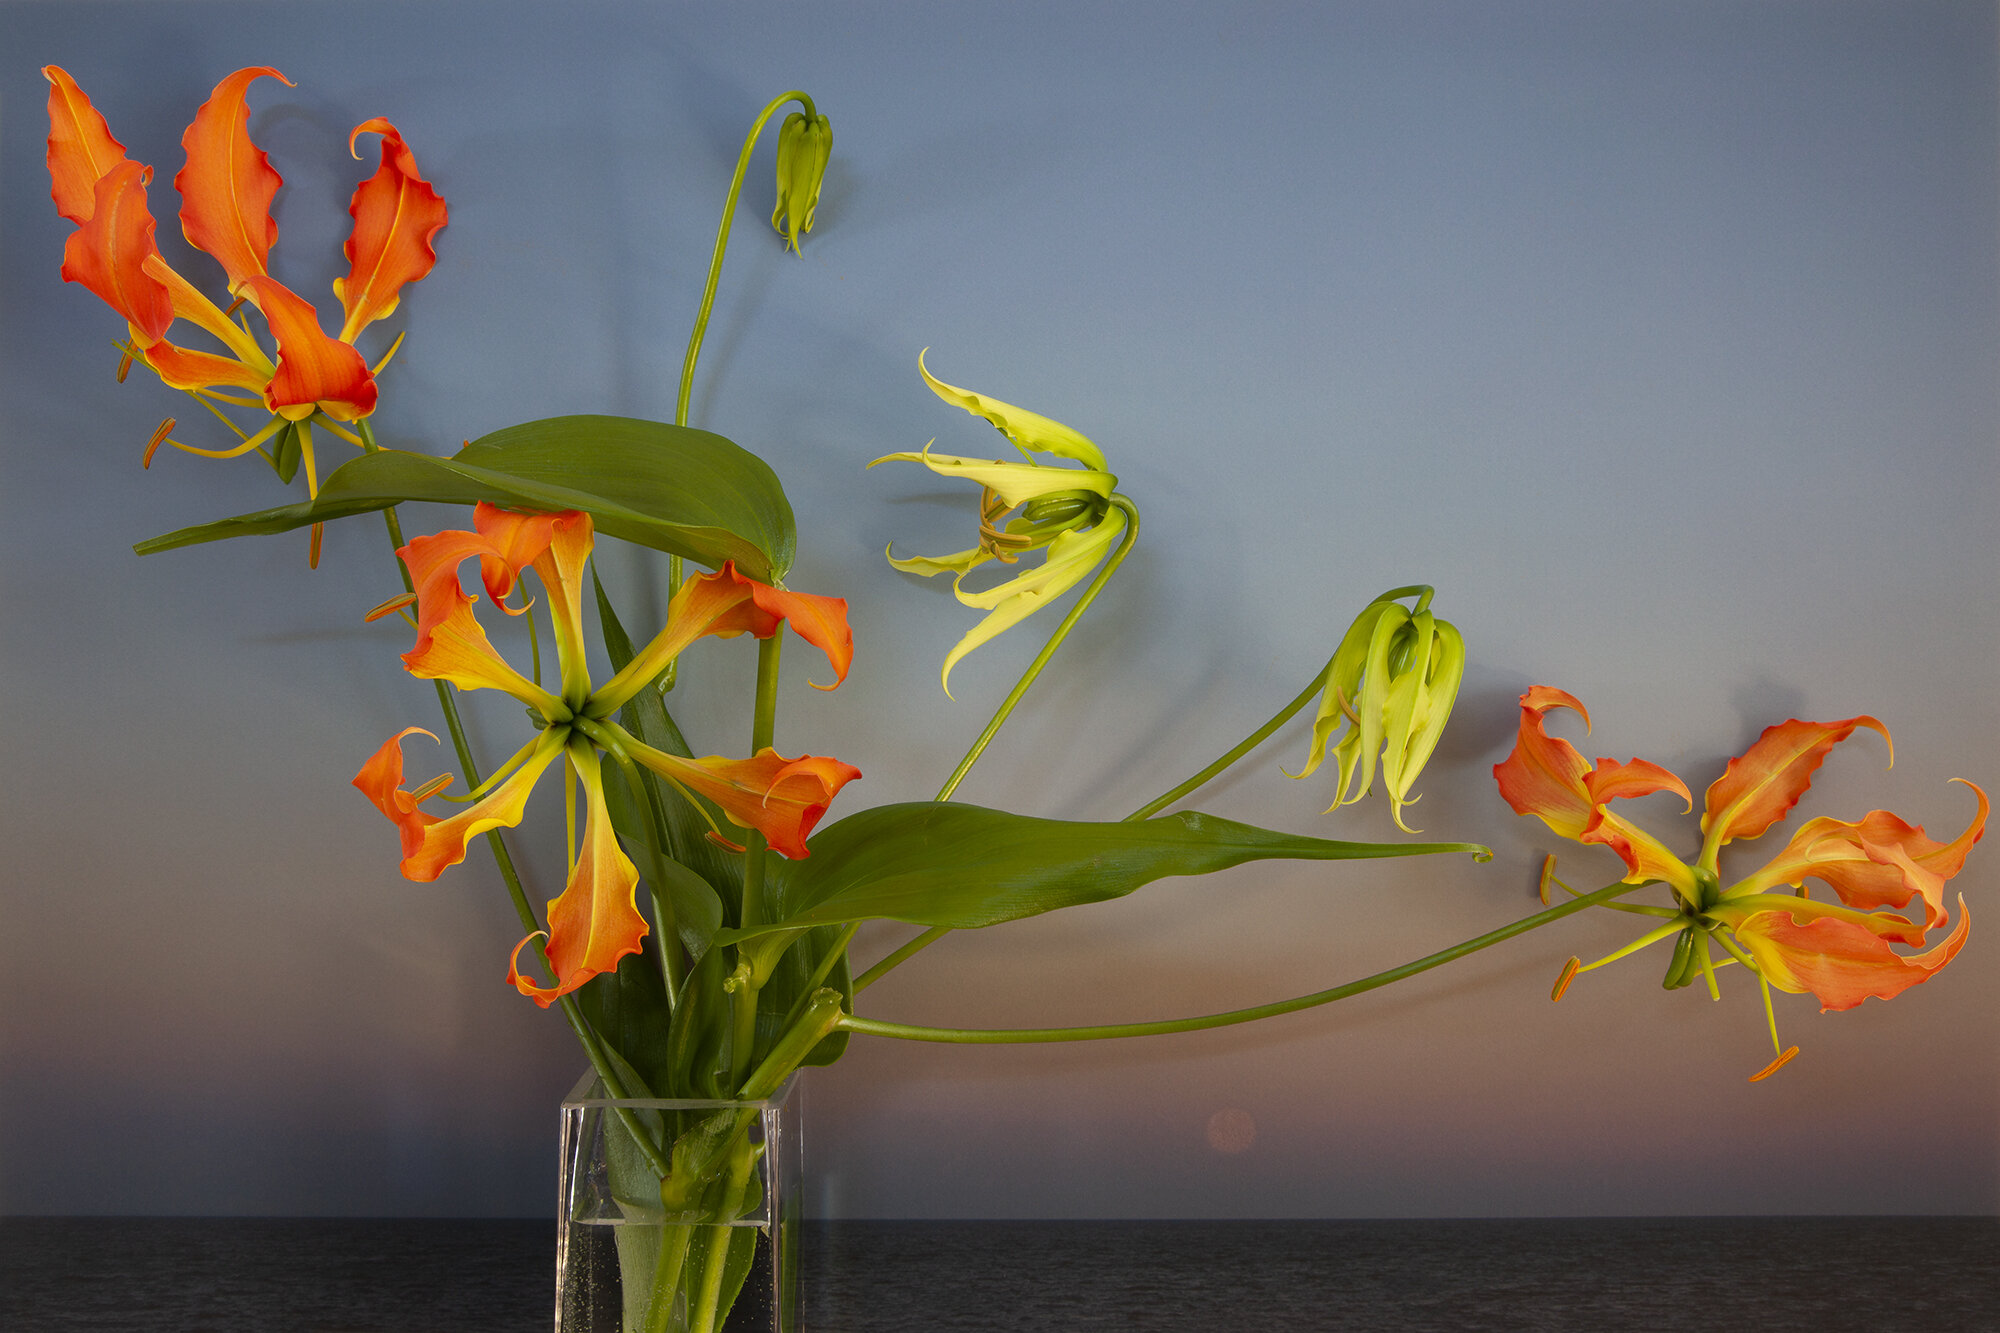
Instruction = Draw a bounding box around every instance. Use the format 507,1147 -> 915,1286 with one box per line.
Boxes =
1521,685 -> 1592,734
506,932 -> 562,1007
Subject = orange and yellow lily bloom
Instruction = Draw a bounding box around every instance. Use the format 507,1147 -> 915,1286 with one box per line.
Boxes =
44,65 -> 445,514
1495,686 -> 1984,1080
354,504 -> 859,1007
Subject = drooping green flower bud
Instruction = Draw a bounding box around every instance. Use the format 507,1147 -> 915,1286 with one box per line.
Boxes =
1291,586 -> 1465,832
771,110 -> 832,253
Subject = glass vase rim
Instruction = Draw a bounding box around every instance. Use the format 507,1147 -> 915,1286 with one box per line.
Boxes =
560,1068 -> 801,1111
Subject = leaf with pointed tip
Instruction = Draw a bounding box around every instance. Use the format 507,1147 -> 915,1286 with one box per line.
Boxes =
720,803 -> 1489,942
135,416 -> 795,581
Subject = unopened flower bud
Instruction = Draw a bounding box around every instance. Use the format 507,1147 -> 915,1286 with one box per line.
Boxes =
1291,586 -> 1465,833
772,110 -> 832,253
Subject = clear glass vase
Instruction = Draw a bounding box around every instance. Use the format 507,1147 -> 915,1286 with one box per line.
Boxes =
556,1072 -> 802,1333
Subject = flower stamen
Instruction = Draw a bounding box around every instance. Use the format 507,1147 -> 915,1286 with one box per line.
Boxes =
364,592 -> 419,623
142,418 -> 178,468
1750,1047 -> 1800,1082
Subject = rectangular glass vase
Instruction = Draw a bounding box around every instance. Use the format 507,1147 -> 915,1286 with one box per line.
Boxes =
556,1072 -> 802,1333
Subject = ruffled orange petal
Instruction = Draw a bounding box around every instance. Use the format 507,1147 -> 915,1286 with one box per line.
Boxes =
1735,781 -> 1986,931
1735,896 -> 1971,1012
1493,686 -> 1596,841
592,561 -> 853,712
1577,757 -> 1700,890
527,512 -> 597,699
60,160 -> 173,344
241,275 -> 377,421
352,727 -> 446,861
1583,757 -> 1691,809
43,65 -> 130,224
1702,715 -> 1891,850
752,580 -> 853,690
399,578 -> 557,707
335,117 -> 448,342
630,744 -> 860,859
669,563 -> 852,685
175,66 -> 290,294
1580,808 -> 1699,892
509,748 -> 645,1008
141,339 -> 269,393
469,503 -> 563,609
401,731 -> 565,881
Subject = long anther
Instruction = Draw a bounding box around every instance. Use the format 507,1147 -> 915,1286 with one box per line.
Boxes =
409,773 -> 454,803
143,418 -> 178,468
1550,956 -> 1581,1002
1750,1047 -> 1799,1082
1538,854 -> 1556,906
365,592 -> 419,623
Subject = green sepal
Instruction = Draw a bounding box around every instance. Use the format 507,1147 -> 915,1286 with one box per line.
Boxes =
270,421 -> 302,484
136,415 -> 796,582
718,803 -> 1490,941
1661,926 -> 1701,991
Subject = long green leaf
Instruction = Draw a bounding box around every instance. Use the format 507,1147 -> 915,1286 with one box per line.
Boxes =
135,416 -> 795,581
721,803 -> 1489,941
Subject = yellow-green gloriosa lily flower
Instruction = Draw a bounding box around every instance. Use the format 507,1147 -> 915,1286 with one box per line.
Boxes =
872,351 -> 1132,696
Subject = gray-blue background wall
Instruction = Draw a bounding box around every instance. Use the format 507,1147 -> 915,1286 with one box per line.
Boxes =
3,0 -> 1994,1218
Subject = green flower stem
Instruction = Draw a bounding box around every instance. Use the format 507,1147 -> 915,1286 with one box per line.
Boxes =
635,769 -> 690,1002
770,923 -> 863,1032
740,635 -> 784,932
723,636 -> 789,1084
837,881 -> 1637,1045
851,925 -> 948,993
935,494 -> 1141,803
1125,665 -> 1332,823
689,1149 -> 758,1333
675,89 -> 816,430
366,454 -> 667,1179
741,988 -> 846,1100
643,1224 -> 693,1333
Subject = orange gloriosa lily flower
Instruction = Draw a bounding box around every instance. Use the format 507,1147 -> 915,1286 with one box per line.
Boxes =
1495,687 -> 1984,1080
353,506 -> 861,1007
43,65 -> 446,517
